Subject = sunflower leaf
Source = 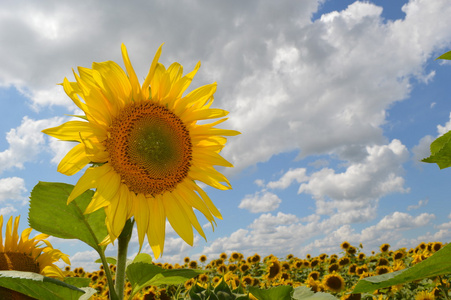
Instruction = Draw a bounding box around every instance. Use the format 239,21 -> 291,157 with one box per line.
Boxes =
436,50 -> 451,60
248,285 -> 293,300
28,181 -> 108,251
422,130 -> 451,169
63,276 -> 91,288
126,256 -> 205,298
292,286 -> 339,299
95,257 -> 118,265
0,271 -> 96,300
353,242 -> 451,293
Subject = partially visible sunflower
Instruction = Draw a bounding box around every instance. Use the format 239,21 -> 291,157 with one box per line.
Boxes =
0,215 -> 69,278
0,216 -> 70,298
43,44 -> 239,257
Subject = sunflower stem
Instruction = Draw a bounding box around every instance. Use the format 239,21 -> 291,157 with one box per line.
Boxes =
97,248 -> 119,300
115,218 -> 134,299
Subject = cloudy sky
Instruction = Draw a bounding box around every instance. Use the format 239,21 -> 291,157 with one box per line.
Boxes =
1,0 -> 451,270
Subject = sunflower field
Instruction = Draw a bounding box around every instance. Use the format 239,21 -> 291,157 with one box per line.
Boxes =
61,241 -> 449,300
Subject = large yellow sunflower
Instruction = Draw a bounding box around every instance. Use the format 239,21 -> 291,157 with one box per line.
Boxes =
43,44 -> 239,258
0,215 -> 70,278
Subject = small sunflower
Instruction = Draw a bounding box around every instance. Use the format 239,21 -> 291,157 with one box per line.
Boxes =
380,243 -> 390,253
415,290 -> 435,300
322,272 -> 345,293
0,216 -> 70,298
0,215 -> 69,278
264,258 -> 282,281
43,44 -> 239,257
340,241 -> 351,250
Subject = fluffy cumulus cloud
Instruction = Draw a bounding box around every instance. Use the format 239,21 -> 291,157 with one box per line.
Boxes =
299,139 -> 409,214
0,177 -> 27,214
0,116 -> 65,173
238,190 -> 282,213
0,1 -> 449,170
198,210 -> 436,259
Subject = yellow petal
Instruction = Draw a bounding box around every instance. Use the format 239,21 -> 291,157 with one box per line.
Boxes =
134,193 -> 150,252
163,194 -> 193,246
121,44 -> 141,103
68,164 -> 112,203
172,189 -> 206,240
57,143 -> 90,176
84,170 -> 121,214
42,121 -> 106,142
142,44 -> 164,96
147,194 -> 166,258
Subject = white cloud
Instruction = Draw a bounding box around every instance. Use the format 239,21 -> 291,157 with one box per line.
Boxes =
0,116 -> 65,173
299,140 -> 409,215
267,168 -> 308,189
437,112 -> 451,136
238,190 -> 282,213
0,177 -> 27,204
407,198 -> 429,210
199,210 -> 436,259
0,1 -> 449,172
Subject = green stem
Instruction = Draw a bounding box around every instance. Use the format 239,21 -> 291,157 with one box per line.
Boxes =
97,247 -> 119,300
115,219 -> 134,299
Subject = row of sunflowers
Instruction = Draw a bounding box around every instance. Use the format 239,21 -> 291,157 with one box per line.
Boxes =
61,240 -> 447,299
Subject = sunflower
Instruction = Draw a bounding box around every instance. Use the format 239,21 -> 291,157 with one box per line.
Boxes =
0,215 -> 69,278
43,44 -> 239,257
0,216 -> 70,298
415,290 -> 435,300
322,272 -> 345,293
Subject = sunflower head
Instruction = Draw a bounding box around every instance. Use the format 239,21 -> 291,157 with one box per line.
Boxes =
322,272 -> 345,293
0,215 -> 70,298
43,44 -> 240,258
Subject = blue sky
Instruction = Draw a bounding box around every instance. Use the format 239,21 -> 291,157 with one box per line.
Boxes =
1,0 -> 451,270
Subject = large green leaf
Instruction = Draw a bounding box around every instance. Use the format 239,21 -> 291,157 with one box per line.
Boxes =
28,182 -> 108,250
292,286 -> 338,299
436,51 -> 451,60
249,286 -> 293,300
126,253 -> 205,298
0,271 -> 96,300
353,243 -> 451,293
421,131 -> 451,169
63,276 -> 91,288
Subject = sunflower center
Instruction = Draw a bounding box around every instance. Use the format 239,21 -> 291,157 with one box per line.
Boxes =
0,252 -> 40,273
106,101 -> 192,196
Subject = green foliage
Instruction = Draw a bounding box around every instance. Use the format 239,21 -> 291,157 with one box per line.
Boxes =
353,236 -> 451,293
248,286 -> 338,300
436,51 -> 451,60
189,279 -> 249,300
0,271 -> 95,300
63,276 -> 91,288
249,285 -> 292,300
126,253 -> 206,298
422,50 -> 451,168
28,182 -> 108,250
422,131 -> 451,168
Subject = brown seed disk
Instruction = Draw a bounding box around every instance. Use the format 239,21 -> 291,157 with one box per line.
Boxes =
105,101 -> 192,196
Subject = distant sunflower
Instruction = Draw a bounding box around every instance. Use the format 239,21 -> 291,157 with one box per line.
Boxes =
43,44 -> 239,257
415,290 -> 435,300
322,273 -> 345,293
264,258 -> 282,281
0,216 -> 70,298
380,243 -> 390,253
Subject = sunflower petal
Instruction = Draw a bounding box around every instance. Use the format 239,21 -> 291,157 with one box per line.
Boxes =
57,143 -> 90,176
68,164 -> 112,203
163,194 -> 194,246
